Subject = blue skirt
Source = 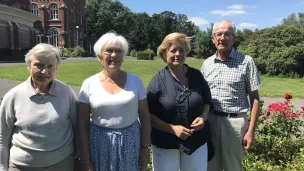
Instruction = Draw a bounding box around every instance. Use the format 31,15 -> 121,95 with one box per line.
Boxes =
89,121 -> 140,171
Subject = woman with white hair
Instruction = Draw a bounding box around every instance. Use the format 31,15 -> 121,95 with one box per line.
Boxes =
77,32 -> 151,171
0,43 -> 78,171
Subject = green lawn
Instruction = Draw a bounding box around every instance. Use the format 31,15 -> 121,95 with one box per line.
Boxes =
0,57 -> 303,98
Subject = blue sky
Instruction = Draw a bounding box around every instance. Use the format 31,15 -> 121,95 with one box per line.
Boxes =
119,0 -> 304,31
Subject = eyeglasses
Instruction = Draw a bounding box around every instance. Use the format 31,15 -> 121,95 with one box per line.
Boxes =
103,49 -> 124,56
213,32 -> 234,39
176,88 -> 191,103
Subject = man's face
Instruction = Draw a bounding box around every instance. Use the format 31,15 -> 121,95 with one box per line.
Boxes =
212,22 -> 236,52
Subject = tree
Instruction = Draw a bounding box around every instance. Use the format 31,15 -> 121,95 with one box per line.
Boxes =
238,25 -> 304,77
234,29 -> 253,49
282,13 -> 304,28
193,23 -> 216,58
126,12 -> 151,51
86,0 -> 132,38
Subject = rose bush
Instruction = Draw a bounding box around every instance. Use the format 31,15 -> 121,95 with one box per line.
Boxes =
244,93 -> 304,170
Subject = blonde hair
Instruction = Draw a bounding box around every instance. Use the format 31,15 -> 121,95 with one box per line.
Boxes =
157,33 -> 191,62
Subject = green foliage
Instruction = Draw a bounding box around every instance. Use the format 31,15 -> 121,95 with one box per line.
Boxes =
85,0 -> 199,55
136,51 -> 150,60
193,23 -> 216,58
267,43 -> 304,77
60,47 -> 85,57
243,97 -> 304,170
243,148 -> 304,171
238,25 -> 304,77
130,49 -> 137,57
282,13 -> 304,29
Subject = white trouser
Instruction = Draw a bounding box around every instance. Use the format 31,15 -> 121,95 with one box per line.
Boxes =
152,143 -> 208,171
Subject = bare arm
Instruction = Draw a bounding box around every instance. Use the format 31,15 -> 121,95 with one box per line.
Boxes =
77,102 -> 91,161
248,90 -> 260,134
138,99 -> 151,147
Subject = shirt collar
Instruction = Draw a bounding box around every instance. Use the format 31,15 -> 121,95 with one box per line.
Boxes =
214,48 -> 237,61
26,77 -> 58,97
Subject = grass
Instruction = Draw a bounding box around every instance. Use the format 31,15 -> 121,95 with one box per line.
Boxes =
0,56 -> 303,98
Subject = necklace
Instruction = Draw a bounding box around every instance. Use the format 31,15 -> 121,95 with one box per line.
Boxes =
101,71 -> 121,85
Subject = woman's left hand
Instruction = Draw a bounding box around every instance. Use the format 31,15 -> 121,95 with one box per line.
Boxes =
138,148 -> 150,170
190,117 -> 205,131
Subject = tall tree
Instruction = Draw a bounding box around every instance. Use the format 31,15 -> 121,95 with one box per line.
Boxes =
126,12 -> 151,51
86,0 -> 132,38
282,13 -> 304,28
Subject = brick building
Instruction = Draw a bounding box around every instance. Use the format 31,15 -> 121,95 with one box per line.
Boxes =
0,0 -> 88,61
30,0 -> 87,48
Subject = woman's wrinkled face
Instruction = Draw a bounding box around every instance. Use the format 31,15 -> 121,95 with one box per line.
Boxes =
27,55 -> 58,85
166,42 -> 186,67
98,44 -> 124,70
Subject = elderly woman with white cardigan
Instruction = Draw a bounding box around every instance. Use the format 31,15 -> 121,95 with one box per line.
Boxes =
0,44 -> 78,171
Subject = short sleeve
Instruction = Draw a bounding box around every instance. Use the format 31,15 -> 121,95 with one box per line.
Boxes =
146,75 -> 160,115
137,76 -> 147,100
246,57 -> 262,92
78,79 -> 90,104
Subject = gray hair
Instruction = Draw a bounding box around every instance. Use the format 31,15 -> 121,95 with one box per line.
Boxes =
212,20 -> 237,35
25,43 -> 61,66
93,32 -> 129,57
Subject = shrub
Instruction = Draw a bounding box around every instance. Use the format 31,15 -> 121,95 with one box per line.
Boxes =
246,93 -> 304,168
60,47 -> 85,57
130,49 -> 137,57
73,46 -> 85,57
136,51 -> 150,60
148,49 -> 155,60
238,25 -> 304,77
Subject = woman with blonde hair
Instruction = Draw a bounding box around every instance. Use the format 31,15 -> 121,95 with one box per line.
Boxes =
147,33 -> 212,171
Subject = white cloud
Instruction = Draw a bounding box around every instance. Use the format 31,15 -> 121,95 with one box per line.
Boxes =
227,4 -> 256,10
239,23 -> 258,29
189,17 -> 208,25
211,4 -> 256,16
210,9 -> 245,16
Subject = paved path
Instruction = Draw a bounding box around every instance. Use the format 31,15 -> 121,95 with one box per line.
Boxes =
0,79 -> 303,110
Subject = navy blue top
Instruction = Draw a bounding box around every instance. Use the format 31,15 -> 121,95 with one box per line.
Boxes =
147,65 -> 212,150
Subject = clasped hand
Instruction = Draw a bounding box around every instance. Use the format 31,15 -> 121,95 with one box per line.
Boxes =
173,116 -> 205,140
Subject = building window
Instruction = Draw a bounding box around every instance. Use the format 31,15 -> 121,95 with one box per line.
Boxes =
49,4 -> 58,20
49,29 -> 59,47
30,4 -> 38,16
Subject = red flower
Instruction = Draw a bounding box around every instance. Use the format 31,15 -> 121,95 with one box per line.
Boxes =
284,93 -> 293,100
301,106 -> 304,111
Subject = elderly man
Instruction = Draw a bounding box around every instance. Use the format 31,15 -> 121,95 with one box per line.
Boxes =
0,44 -> 78,171
201,20 -> 262,171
